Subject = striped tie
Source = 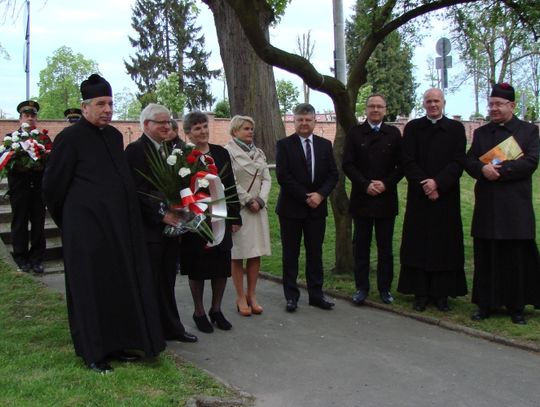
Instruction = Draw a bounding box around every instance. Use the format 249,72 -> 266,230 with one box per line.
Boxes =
305,138 -> 312,182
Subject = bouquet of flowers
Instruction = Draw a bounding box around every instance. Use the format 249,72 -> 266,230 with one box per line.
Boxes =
140,143 -> 231,247
0,122 -> 52,177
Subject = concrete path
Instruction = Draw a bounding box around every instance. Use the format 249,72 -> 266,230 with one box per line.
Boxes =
39,273 -> 540,407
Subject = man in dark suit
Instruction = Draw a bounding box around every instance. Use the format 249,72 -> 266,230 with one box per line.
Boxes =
343,94 -> 403,306
276,103 -> 338,312
125,103 -> 197,343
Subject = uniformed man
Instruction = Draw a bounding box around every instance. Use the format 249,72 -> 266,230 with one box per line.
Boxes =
7,100 -> 47,273
63,108 -> 82,124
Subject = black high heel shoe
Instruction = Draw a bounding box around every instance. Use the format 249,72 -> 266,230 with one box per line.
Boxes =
193,313 -> 214,333
208,310 -> 232,330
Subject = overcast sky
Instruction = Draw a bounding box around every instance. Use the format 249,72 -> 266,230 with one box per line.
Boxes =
0,0 -> 473,119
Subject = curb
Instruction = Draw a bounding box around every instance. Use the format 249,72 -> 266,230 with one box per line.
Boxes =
259,271 -> 540,354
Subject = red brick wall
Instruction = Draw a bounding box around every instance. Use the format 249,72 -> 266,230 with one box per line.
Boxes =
2,115 -> 538,152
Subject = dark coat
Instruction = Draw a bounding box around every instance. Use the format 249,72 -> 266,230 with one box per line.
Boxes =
124,135 -> 170,243
275,133 -> 338,219
178,144 -> 241,267
465,116 -> 539,239
42,117 -> 165,365
343,121 -> 403,218
400,116 -> 466,271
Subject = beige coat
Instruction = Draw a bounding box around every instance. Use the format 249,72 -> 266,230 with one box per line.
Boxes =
225,140 -> 271,259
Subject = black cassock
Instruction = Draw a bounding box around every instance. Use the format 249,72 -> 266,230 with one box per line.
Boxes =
43,117 -> 165,365
398,116 -> 468,298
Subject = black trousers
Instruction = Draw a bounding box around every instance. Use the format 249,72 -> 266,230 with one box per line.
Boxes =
353,216 -> 395,293
147,239 -> 185,338
8,171 -> 46,265
279,216 -> 326,301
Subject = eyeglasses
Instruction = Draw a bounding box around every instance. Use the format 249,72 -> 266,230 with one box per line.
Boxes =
487,101 -> 511,109
366,105 -> 386,109
147,119 -> 171,126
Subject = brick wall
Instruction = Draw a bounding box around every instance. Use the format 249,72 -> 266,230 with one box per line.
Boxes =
2,115 -> 538,152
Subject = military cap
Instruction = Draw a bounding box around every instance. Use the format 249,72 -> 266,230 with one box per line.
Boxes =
17,100 -> 40,115
64,108 -> 82,119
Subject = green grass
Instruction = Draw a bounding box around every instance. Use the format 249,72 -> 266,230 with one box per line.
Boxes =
0,263 -> 234,407
262,169 -> 540,345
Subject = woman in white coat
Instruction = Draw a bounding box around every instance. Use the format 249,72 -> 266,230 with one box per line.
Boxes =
225,115 -> 271,316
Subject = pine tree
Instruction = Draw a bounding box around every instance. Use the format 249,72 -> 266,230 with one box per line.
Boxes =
125,0 -> 219,112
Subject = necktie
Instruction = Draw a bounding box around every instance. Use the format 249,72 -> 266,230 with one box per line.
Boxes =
373,125 -> 380,133
305,138 -> 312,182
158,143 -> 166,159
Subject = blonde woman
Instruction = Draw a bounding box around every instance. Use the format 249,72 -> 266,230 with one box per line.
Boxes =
225,115 -> 271,316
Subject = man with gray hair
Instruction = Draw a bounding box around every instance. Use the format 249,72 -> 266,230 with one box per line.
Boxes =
276,103 -> 338,312
125,103 -> 197,343
43,74 -> 166,374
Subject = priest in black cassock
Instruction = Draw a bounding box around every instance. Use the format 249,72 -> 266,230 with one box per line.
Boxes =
398,88 -> 468,312
42,74 -> 165,374
465,83 -> 540,325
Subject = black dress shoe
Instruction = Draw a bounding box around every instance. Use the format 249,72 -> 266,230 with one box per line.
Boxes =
413,296 -> 428,312
110,351 -> 141,362
193,313 -> 214,333
16,260 -> 31,273
510,312 -> 527,325
352,290 -> 367,305
172,332 -> 198,343
379,291 -> 394,304
309,296 -> 335,310
88,361 -> 113,374
435,296 -> 450,312
209,310 -> 232,330
286,299 -> 297,313
32,263 -> 44,274
471,309 -> 490,321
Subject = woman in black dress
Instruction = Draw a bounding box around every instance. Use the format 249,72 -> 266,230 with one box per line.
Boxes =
180,111 -> 241,333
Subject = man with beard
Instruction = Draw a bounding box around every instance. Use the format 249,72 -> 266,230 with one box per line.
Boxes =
465,82 -> 540,324
43,74 -> 165,373
398,88 -> 468,312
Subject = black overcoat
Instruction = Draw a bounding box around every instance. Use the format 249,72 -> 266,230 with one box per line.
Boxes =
275,133 -> 338,219
343,121 -> 403,218
400,116 -> 466,271
465,116 -> 539,239
42,117 -> 165,365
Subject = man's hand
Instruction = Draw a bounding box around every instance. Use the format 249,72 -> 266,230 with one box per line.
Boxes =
421,178 -> 438,195
481,163 -> 501,181
367,180 -> 386,196
162,210 -> 181,227
427,190 -> 439,201
306,192 -> 324,208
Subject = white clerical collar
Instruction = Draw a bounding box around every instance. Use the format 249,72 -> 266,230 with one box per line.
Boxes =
427,115 -> 443,124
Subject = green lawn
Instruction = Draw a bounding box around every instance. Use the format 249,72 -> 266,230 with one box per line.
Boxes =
261,169 -> 540,345
0,264 -> 234,407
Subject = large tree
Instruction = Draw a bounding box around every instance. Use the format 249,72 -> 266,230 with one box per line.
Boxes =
346,0 -> 417,121
216,0 -> 539,274
125,0 -> 218,112
37,46 -> 98,119
201,0 -> 287,161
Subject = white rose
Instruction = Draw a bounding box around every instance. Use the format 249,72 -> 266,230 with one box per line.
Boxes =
21,122 -> 30,130
11,131 -> 19,137
0,146 -> 5,153
179,167 -> 191,178
197,178 -> 209,189
186,142 -> 195,148
12,142 -> 20,150
30,129 -> 39,136
4,136 -> 12,142
20,132 -> 29,138
166,155 -> 177,165
172,148 -> 183,156
11,135 -> 20,142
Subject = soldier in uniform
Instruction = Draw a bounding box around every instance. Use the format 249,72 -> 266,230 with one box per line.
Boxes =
7,100 -> 47,273
64,108 -> 82,124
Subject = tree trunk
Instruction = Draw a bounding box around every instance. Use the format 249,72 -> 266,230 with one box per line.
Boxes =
202,0 -> 285,161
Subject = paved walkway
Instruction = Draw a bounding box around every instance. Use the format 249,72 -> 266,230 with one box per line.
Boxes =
40,273 -> 540,407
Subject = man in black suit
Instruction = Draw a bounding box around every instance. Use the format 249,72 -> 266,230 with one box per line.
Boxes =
125,103 -> 197,343
343,94 -> 403,306
276,103 -> 338,312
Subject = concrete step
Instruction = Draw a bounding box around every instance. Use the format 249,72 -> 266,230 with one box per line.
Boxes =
5,236 -> 63,261
0,218 -> 60,243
